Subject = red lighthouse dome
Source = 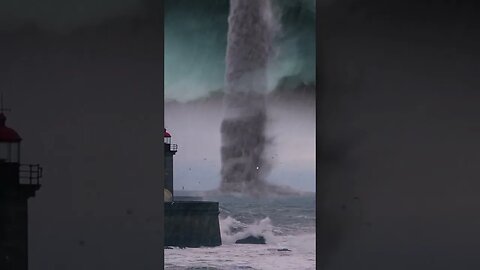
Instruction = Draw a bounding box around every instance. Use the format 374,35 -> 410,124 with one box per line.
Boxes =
0,113 -> 21,142
164,128 -> 171,138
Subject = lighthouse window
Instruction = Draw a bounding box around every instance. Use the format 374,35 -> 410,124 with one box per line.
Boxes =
0,142 -> 10,162
0,142 -> 19,163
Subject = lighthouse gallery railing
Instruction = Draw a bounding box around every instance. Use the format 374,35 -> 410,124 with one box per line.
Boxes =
19,164 -> 42,185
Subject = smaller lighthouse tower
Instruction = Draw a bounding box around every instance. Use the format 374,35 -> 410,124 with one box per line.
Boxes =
0,101 -> 42,270
164,128 -> 177,201
163,128 -> 221,247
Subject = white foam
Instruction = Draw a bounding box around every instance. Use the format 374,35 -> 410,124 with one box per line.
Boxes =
220,216 -> 277,244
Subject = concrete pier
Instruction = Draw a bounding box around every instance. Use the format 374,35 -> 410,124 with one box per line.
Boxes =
164,201 -> 221,247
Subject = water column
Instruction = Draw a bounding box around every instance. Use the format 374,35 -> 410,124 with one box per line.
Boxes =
220,0 -> 275,195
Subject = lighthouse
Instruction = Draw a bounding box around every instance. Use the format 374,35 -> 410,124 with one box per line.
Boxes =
163,128 -> 221,247
164,128 -> 177,201
0,107 -> 42,270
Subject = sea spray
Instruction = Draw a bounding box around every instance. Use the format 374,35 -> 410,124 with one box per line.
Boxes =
219,216 -> 277,244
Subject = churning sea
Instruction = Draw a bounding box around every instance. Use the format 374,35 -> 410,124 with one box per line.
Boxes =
165,192 -> 316,270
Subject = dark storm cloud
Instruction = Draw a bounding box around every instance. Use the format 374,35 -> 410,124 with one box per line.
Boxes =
164,0 -> 315,101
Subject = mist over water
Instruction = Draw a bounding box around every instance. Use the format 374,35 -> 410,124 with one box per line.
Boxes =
220,0 -> 296,196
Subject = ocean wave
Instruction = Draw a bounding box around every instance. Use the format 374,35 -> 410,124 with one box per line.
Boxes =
219,216 -> 277,244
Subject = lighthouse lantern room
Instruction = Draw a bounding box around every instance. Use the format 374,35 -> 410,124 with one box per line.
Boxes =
0,113 -> 21,163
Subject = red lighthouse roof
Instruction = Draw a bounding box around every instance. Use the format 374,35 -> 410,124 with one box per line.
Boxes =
164,128 -> 171,137
0,113 -> 22,142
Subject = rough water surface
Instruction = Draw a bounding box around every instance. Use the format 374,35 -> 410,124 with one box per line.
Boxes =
165,193 -> 316,270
